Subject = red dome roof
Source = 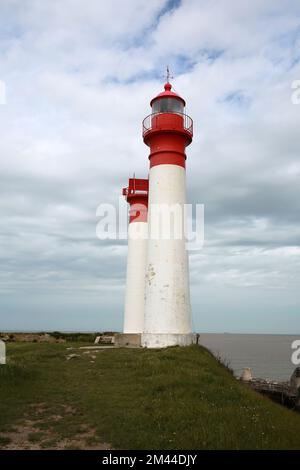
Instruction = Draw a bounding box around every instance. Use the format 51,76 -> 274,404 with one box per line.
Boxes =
150,82 -> 186,107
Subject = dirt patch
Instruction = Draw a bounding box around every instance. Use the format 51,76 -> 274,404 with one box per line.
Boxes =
0,403 -> 111,450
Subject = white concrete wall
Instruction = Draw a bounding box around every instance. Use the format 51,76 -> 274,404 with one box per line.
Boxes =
0,339 -> 6,364
142,164 -> 192,347
123,221 -> 148,334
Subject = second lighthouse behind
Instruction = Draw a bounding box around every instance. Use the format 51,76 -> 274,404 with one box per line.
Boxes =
141,82 -> 194,348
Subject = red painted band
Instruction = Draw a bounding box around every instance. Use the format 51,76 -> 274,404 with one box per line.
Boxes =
149,152 -> 186,168
144,122 -> 190,169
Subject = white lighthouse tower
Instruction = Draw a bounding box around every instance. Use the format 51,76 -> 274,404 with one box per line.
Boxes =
141,81 -> 195,348
122,178 -> 148,334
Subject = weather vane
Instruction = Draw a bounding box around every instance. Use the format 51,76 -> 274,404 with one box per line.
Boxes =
164,65 -> 174,83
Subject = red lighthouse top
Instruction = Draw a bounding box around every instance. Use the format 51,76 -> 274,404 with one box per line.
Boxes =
142,81 -> 193,169
150,82 -> 186,108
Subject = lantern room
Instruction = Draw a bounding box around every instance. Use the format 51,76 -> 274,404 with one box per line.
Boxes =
142,82 -> 193,144
150,83 -> 185,114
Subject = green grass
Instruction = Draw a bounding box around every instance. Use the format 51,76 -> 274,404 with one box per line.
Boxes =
28,431 -> 46,443
1,343 -> 300,449
0,436 -> 11,446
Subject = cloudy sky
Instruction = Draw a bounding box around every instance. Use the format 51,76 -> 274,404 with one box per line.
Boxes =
0,0 -> 300,333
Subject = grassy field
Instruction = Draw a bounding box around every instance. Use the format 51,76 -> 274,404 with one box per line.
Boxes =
1,342 -> 300,450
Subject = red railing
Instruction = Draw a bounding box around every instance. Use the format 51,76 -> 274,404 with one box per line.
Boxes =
142,112 -> 193,137
122,178 -> 148,198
